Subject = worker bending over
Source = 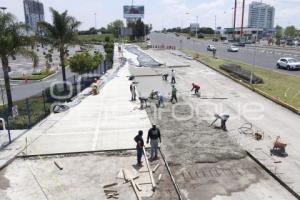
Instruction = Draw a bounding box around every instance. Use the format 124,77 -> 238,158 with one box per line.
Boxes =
191,83 -> 200,96
211,113 -> 230,131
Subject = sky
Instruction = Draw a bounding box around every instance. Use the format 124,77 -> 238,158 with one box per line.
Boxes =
1,0 -> 300,30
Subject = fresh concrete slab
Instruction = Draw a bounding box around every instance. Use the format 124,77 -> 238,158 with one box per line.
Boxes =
142,49 -> 300,196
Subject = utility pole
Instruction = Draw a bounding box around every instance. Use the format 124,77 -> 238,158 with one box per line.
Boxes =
94,13 -> 97,29
240,0 -> 245,38
196,16 -> 198,38
214,15 -> 217,39
233,0 -> 237,41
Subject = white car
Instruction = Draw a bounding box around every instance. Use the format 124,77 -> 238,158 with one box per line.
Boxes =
227,45 -> 239,52
277,57 -> 300,70
207,45 -> 216,51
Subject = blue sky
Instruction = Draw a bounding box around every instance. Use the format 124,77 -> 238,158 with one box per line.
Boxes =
2,0 -> 300,30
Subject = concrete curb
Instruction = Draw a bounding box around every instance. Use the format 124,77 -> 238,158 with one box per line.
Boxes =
194,58 -> 300,116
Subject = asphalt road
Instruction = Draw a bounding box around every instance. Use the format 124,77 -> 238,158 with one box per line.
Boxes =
0,67 -> 76,103
149,32 -> 300,76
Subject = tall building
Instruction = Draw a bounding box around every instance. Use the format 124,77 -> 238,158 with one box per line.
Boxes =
23,0 -> 44,35
248,1 -> 275,30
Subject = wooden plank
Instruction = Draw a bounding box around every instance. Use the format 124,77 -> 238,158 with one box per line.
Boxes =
104,189 -> 118,193
143,147 -> 156,191
157,174 -> 162,184
130,179 -> 142,200
152,164 -> 160,173
135,183 -> 142,191
103,183 -> 118,188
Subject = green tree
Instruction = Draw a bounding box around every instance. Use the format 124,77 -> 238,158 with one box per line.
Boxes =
275,25 -> 283,39
38,8 -> 81,92
107,20 -> 124,37
69,52 -> 103,74
285,26 -> 297,38
104,42 -> 114,69
0,12 -> 36,110
275,25 -> 283,45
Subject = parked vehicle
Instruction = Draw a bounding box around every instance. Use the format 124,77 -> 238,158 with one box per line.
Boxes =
277,57 -> 300,70
227,45 -> 239,52
207,45 -> 216,51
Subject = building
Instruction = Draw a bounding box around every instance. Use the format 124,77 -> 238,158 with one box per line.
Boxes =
221,27 -> 264,42
248,1 -> 275,31
23,0 -> 44,35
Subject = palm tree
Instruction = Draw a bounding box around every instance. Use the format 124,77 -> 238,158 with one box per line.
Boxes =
0,12 -> 36,111
38,8 -> 81,93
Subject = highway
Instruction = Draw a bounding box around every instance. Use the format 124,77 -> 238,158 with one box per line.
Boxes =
149,32 -> 300,76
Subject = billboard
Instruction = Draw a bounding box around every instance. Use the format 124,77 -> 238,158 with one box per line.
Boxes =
123,5 -> 144,19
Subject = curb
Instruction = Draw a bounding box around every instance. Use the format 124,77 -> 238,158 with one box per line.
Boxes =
194,58 -> 300,116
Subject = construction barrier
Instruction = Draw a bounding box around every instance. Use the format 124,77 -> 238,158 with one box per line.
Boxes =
148,45 -> 176,50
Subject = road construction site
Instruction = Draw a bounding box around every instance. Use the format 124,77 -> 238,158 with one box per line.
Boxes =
0,44 -> 300,199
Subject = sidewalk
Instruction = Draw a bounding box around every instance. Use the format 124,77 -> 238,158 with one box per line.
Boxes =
0,45 -> 151,168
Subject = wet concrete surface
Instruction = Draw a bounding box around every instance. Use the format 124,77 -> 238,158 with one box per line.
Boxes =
126,46 -> 161,67
130,48 -> 298,200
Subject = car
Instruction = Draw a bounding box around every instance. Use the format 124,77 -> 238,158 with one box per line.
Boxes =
235,42 -> 245,47
212,38 -> 218,42
207,45 -> 216,51
227,45 -> 239,52
187,36 -> 191,39
223,40 -> 229,44
277,57 -> 300,70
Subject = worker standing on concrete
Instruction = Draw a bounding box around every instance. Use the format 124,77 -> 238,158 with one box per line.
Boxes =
170,85 -> 178,103
134,130 -> 144,166
171,69 -> 176,84
156,91 -> 164,108
191,83 -> 200,96
130,82 -> 136,101
147,124 -> 161,160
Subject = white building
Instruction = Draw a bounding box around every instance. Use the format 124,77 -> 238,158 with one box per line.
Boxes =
248,1 -> 275,30
23,0 -> 44,35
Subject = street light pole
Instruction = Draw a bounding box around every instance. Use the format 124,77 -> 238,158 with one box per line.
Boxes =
94,13 -> 97,29
0,7 -> 7,13
196,16 -> 198,38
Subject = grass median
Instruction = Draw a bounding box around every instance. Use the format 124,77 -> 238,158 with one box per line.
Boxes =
183,49 -> 300,110
11,71 -> 55,81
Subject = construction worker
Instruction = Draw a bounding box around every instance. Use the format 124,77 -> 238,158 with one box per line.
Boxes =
191,83 -> 200,96
139,96 -> 148,109
211,113 -> 230,131
147,124 -> 161,160
162,72 -> 169,81
156,91 -> 164,108
170,85 -> 178,103
171,69 -> 176,84
134,130 -> 144,167
212,48 -> 217,58
130,82 -> 136,101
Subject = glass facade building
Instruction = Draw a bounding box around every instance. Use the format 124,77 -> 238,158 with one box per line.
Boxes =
23,0 -> 44,35
248,1 -> 275,30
